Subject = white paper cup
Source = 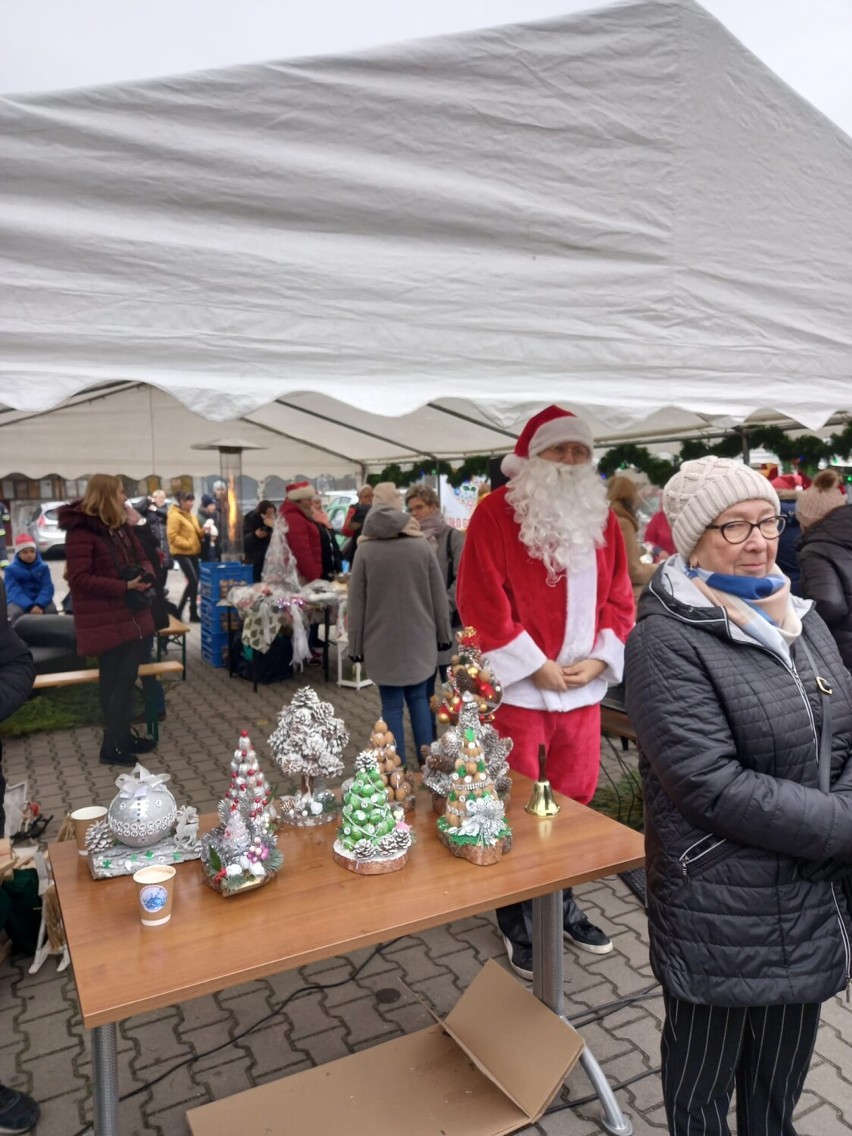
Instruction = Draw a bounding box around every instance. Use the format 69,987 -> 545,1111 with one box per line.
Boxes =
71,806 -> 108,856
133,865 -> 176,927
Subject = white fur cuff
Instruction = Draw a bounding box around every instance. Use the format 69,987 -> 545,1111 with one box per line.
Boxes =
588,627 -> 625,685
485,632 -> 548,688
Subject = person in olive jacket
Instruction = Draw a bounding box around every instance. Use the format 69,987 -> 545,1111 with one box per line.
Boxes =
167,491 -> 203,622
59,474 -> 157,765
625,457 -> 852,1135
796,468 -> 852,670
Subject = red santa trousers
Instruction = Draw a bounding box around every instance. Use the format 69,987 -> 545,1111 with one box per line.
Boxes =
493,702 -> 601,805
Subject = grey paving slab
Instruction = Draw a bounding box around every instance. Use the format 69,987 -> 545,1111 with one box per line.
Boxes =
0,560 -> 848,1133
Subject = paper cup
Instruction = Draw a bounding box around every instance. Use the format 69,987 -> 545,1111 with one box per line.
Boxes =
133,865 -> 176,927
71,806 -> 108,856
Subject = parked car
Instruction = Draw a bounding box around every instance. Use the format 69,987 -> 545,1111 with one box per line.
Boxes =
28,500 -> 70,557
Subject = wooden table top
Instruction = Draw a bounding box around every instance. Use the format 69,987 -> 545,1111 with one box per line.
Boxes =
51,774 -> 644,1029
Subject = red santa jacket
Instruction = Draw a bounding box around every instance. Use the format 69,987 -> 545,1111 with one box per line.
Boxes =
457,486 -> 634,712
280,501 -> 323,583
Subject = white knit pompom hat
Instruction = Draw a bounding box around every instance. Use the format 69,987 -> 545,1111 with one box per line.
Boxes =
663,457 -> 780,560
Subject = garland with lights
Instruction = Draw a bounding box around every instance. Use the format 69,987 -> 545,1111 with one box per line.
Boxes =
364,422 -> 852,491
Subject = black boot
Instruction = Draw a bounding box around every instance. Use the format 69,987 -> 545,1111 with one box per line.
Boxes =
189,604 -> 201,624
99,733 -> 136,766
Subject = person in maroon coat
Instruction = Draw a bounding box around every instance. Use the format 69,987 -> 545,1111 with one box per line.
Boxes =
59,474 -> 157,766
279,481 -> 323,583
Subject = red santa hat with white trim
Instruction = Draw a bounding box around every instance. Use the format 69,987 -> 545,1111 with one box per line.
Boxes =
501,406 -> 595,479
286,480 -> 314,502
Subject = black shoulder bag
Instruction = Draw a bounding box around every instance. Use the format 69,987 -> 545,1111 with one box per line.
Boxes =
101,530 -> 157,614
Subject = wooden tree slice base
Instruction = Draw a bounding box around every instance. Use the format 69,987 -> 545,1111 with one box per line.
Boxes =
332,843 -> 408,874
437,828 -> 512,866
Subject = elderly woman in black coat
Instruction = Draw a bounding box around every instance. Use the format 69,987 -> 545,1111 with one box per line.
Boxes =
625,457 -> 852,1136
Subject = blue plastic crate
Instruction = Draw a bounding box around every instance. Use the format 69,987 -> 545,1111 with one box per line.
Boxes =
201,626 -> 231,668
199,561 -> 253,601
201,605 -> 237,635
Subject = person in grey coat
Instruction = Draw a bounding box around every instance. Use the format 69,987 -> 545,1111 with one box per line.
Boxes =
347,503 -> 452,766
625,457 -> 852,1136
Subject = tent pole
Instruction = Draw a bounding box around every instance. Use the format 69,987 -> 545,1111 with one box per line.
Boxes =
737,427 -> 751,465
275,399 -> 437,463
427,401 -> 519,441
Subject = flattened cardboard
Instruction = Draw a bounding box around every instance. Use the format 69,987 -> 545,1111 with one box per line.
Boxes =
442,959 -> 583,1120
187,960 -> 584,1136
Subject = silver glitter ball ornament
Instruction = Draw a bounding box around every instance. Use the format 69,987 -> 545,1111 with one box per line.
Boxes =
108,782 -> 178,848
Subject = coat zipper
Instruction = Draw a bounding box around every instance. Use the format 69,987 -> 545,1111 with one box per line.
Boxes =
679,834 -> 730,877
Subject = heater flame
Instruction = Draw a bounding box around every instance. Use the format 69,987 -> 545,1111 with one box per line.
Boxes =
227,476 -> 237,544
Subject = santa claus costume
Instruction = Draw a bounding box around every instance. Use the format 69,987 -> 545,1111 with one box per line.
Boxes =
457,406 -> 634,969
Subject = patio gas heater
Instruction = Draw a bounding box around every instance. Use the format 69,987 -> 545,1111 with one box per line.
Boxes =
190,438 -> 265,562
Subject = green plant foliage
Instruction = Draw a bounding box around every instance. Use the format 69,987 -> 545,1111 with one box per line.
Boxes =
589,772 -> 644,832
0,685 -> 105,738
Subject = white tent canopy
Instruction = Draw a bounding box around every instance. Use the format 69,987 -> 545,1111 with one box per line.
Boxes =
2,0 -> 852,479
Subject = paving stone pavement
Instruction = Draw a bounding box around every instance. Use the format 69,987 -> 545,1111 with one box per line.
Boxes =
1,564 -> 850,1135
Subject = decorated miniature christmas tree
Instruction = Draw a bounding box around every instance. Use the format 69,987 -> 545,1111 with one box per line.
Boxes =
423,690 -> 512,813
363,719 -> 415,813
333,750 -> 412,874
200,733 -> 283,896
437,726 -> 511,866
226,730 -> 275,828
270,687 -> 349,826
431,627 -> 503,725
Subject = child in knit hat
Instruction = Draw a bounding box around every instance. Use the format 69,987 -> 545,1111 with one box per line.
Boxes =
4,533 -> 57,623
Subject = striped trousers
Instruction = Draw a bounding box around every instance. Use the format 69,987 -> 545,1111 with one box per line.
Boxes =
661,993 -> 820,1135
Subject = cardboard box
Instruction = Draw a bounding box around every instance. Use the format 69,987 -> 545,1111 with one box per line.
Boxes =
187,959 -> 584,1136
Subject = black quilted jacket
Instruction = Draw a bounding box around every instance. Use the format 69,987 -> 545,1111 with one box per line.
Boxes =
797,505 -> 852,671
625,561 -> 852,1007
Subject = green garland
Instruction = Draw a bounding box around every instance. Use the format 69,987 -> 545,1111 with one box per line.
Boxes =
599,422 -> 852,481
367,454 -> 492,490
365,421 -> 852,491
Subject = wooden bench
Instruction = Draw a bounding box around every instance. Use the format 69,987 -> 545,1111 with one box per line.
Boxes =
33,661 -> 184,742
600,700 -> 637,752
155,615 -> 190,679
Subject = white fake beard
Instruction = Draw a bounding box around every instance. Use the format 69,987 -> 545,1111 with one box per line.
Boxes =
507,458 -> 609,582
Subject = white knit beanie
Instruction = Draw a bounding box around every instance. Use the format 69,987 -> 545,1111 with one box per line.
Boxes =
663,457 -> 780,560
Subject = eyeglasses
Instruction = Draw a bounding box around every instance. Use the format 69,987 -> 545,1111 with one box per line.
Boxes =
704,515 -> 786,544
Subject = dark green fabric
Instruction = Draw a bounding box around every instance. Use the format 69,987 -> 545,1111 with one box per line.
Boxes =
0,868 -> 42,955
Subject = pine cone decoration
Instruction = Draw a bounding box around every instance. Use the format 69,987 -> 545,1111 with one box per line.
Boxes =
85,818 -> 115,853
354,750 -> 377,773
353,839 -> 375,860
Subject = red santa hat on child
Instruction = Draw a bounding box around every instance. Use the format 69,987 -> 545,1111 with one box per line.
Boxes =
501,406 -> 595,479
14,533 -> 37,553
286,480 -> 314,502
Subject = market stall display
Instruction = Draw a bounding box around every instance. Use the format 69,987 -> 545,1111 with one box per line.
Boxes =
199,732 -> 282,896
437,732 -> 512,866
333,749 -> 413,874
83,764 -> 202,880
423,627 -> 512,813
270,687 -> 349,826
363,718 -> 415,813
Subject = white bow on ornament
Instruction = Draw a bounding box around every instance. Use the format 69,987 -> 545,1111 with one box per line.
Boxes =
115,764 -> 172,799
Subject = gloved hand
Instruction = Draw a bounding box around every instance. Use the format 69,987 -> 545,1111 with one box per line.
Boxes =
437,642 -> 453,652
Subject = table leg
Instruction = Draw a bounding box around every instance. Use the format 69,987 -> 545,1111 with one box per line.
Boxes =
92,1022 -> 120,1135
531,891 -> 633,1136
